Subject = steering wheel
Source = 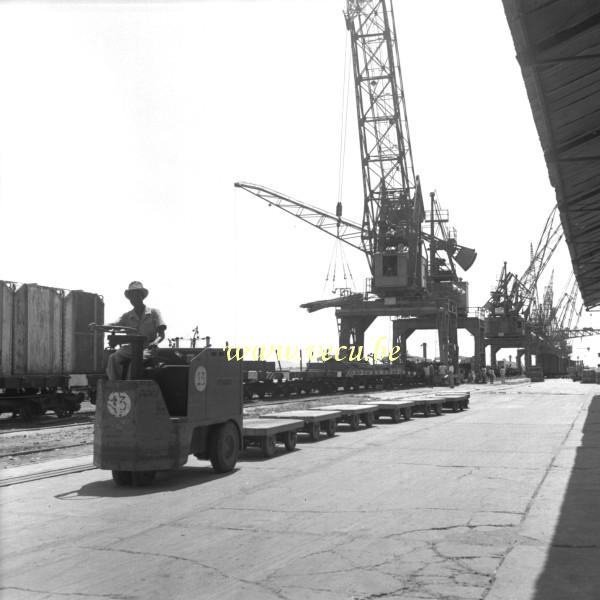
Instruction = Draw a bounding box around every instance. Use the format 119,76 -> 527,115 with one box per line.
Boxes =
89,324 -> 138,334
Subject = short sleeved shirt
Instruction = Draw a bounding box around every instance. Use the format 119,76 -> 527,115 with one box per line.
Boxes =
115,306 -> 166,346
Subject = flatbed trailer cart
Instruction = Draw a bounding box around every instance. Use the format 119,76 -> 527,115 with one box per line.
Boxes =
310,404 -> 379,430
261,410 -> 342,441
360,399 -> 414,423
410,395 -> 446,417
435,391 -> 470,412
242,418 -> 304,457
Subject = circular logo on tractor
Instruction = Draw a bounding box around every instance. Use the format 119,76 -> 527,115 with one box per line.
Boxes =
107,391 -> 132,418
194,366 -> 208,392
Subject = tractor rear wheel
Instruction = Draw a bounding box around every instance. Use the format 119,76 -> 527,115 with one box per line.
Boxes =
209,422 -> 239,473
132,471 -> 156,486
112,471 -> 133,486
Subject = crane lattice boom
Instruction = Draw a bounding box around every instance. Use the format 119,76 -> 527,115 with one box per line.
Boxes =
345,0 -> 423,270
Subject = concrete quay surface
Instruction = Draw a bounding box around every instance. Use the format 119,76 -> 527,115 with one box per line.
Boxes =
2,380 -> 599,600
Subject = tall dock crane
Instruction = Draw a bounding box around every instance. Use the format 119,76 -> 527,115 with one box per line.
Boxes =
236,0 -> 478,368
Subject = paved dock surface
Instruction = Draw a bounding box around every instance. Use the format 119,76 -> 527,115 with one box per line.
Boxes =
2,380 -> 599,599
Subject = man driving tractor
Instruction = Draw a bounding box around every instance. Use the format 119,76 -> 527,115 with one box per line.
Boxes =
102,281 -> 167,380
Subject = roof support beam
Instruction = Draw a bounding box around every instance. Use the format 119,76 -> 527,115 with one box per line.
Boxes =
518,51 -> 600,67
536,12 -> 600,53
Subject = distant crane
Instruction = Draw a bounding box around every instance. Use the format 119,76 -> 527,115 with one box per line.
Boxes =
486,206 -> 563,321
484,205 -> 565,369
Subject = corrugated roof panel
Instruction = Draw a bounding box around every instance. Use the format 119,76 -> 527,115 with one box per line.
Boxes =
503,0 -> 600,308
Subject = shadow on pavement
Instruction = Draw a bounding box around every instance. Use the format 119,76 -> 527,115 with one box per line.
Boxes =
55,465 -> 237,499
534,395 -> 600,599
238,447 -> 301,462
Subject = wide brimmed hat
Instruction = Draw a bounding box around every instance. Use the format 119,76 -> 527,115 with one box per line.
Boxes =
124,281 -> 148,299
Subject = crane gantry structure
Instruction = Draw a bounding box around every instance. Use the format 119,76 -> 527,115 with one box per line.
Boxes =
236,0 -> 481,370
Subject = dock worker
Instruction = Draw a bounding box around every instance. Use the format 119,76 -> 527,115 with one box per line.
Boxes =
499,364 -> 506,384
105,281 -> 167,380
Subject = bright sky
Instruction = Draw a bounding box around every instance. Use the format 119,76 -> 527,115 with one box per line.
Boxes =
1,0 -> 598,366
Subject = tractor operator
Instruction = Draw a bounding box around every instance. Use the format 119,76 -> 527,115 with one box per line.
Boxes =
104,281 -> 167,380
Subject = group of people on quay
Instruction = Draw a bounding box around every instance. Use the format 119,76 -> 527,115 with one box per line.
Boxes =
420,361 -> 513,386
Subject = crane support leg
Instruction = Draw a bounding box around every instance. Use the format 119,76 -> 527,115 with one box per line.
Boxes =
490,345 -> 500,368
460,317 -> 486,371
437,310 -> 450,366
449,313 -> 459,371
436,307 -> 459,369
338,316 -> 375,356
524,348 -> 532,369
392,321 -> 415,365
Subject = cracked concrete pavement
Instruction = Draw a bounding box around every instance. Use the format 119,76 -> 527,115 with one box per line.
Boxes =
2,380 -> 599,599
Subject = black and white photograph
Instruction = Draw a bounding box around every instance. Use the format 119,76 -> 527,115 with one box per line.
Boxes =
1,0 -> 600,598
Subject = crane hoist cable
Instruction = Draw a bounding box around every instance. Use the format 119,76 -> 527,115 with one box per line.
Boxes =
323,30 -> 355,297
323,239 -> 340,294
323,237 -> 356,294
338,239 -> 356,289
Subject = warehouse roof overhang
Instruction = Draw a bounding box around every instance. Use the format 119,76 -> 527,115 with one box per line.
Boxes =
503,0 -> 600,308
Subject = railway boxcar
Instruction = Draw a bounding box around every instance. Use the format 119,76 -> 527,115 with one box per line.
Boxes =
0,281 -> 104,419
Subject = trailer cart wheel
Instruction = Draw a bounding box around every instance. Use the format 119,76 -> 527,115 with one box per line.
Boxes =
132,471 -> 156,486
210,422 -> 239,473
55,409 -> 73,419
422,404 -> 431,417
19,403 -> 34,421
261,436 -> 276,458
362,411 -> 375,428
283,430 -> 297,451
32,404 -> 46,416
402,407 -> 412,421
434,404 -> 442,416
325,419 -> 336,437
309,421 -> 321,441
349,414 -> 361,431
391,408 -> 402,423
112,471 -> 133,486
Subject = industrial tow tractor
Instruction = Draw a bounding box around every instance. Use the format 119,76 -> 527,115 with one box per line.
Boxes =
92,326 -> 242,486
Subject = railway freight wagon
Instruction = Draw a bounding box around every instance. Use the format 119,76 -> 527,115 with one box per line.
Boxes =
242,358 -> 426,401
0,281 -> 104,419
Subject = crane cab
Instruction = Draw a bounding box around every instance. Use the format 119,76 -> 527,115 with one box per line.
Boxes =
372,251 -> 428,296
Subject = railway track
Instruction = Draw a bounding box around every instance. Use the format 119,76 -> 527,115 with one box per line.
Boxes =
0,419 -> 95,436
0,411 -> 96,434
0,462 -> 96,488
0,441 -> 92,460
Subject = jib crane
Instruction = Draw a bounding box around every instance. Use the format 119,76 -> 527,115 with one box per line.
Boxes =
533,277 -> 600,371
236,0 -> 477,367
485,206 -> 564,369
